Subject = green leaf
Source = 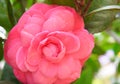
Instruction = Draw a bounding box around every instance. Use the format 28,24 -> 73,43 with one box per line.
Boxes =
44,0 -> 75,7
9,0 -> 25,22
73,56 -> 100,84
86,5 -> 120,16
85,0 -> 120,33
116,60 -> 120,74
0,81 -> 15,84
92,44 -> 105,55
1,63 -> 21,84
5,0 -> 17,26
0,43 -> 3,61
112,19 -> 120,35
113,43 -> 120,55
0,0 -> 12,31
73,68 -> 93,84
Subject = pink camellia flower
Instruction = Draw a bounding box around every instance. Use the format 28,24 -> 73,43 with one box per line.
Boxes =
4,3 -> 94,84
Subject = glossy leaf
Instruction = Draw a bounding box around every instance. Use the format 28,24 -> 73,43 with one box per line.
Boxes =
85,0 -> 120,33
87,5 -> 120,15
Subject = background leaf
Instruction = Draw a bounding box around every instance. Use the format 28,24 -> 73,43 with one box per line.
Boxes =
0,43 -> 3,61
0,81 -> 15,84
73,55 -> 100,84
0,0 -> 12,31
44,0 -> 75,7
1,63 -> 21,84
5,0 -> 17,26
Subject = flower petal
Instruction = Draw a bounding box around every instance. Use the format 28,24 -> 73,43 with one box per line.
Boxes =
20,30 -> 33,47
74,30 -> 94,60
16,47 -> 27,72
26,3 -> 55,16
43,7 -> 74,31
17,14 -> 31,31
4,38 -> 21,69
48,31 -> 80,53
58,57 -> 81,79
39,59 -> 57,78
32,69 -> 56,84
25,31 -> 48,72
39,36 -> 65,63
13,69 -> 26,83
23,23 -> 41,35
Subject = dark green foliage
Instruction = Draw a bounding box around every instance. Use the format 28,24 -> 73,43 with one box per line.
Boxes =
1,63 -> 20,84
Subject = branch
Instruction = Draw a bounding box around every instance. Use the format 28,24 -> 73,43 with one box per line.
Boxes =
82,0 -> 93,16
106,29 -> 120,44
74,0 -> 85,15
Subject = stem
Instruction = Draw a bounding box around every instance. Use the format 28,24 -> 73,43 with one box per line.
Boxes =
82,0 -> 93,16
74,0 -> 85,15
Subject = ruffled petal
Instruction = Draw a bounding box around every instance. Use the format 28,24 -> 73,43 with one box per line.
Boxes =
48,31 -> 80,53
43,6 -> 74,32
23,23 -> 41,35
4,38 -> 21,69
16,47 -> 27,72
74,30 -> 94,60
32,69 -> 56,84
17,14 -> 31,31
25,31 -> 48,71
26,3 -> 55,16
13,69 -> 26,83
20,31 -> 33,47
58,57 -> 81,79
39,59 -> 57,78
39,36 -> 65,63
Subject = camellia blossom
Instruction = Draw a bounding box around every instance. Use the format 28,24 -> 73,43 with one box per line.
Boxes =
4,3 -> 94,84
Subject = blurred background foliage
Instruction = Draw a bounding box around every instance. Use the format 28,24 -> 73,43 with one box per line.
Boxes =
0,0 -> 120,84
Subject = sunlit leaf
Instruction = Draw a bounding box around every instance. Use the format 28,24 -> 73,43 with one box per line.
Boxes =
73,56 -> 100,84
113,43 -> 120,55
92,44 -> 105,55
73,68 -> 93,84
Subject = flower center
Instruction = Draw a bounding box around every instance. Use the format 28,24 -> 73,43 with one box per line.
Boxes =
42,43 -> 59,58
